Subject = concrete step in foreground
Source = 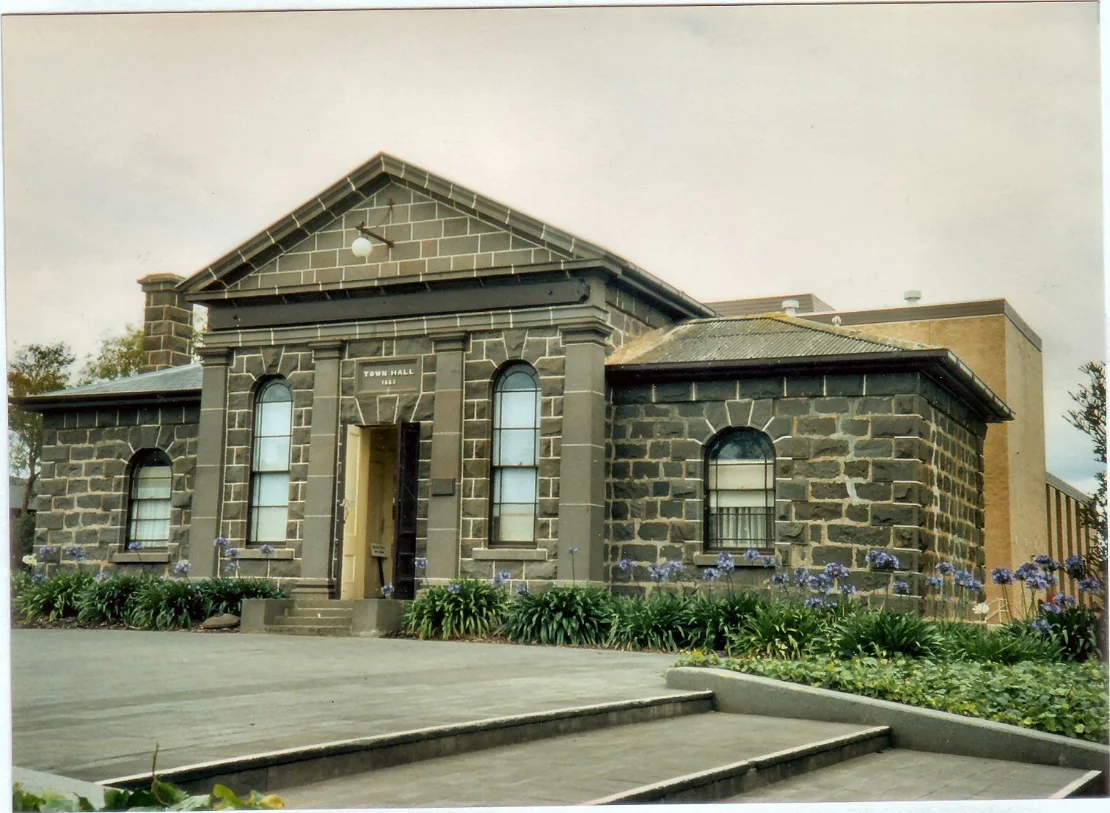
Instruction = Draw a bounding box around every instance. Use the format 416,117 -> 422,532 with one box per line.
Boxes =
727,747 -> 1101,804
278,713 -> 887,808
266,601 -> 357,636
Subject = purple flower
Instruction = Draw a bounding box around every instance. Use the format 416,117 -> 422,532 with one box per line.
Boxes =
1064,555 -> 1086,579
127,541 -> 143,552
792,568 -> 812,588
953,570 -> 976,589
1052,592 -> 1077,607
804,596 -> 828,609
1026,573 -> 1053,592
867,550 -> 899,571
936,561 -> 955,576
381,584 -> 395,598
223,560 -> 239,574
716,552 -> 736,573
415,557 -> 428,570
926,576 -> 943,591
63,545 -> 86,561
839,583 -> 857,596
762,556 -> 778,568
515,583 -> 529,596
809,573 -> 834,594
649,563 -> 669,583
32,572 -> 45,584
771,572 -> 789,586
892,580 -> 911,596
991,567 -> 1013,585
666,560 -> 686,578
703,567 -> 721,582
568,546 -> 579,555
1014,561 -> 1041,581
493,569 -> 511,587
618,557 -> 634,574
259,544 -> 275,556
824,562 -> 851,581
214,537 -> 229,548
1031,618 -> 1052,633
1041,601 -> 1062,615
1078,576 -> 1103,594
447,583 -> 461,595
1033,554 -> 1060,572
226,547 -> 241,559
36,546 -> 58,562
743,548 -> 762,562
173,561 -> 191,576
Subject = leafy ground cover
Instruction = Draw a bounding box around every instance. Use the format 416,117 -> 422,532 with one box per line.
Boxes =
675,650 -> 1110,745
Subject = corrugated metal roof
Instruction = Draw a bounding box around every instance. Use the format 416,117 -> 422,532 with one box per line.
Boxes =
607,315 -> 937,366
28,363 -> 202,400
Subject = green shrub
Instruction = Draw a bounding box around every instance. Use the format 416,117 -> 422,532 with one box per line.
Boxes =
726,601 -> 832,659
76,573 -> 154,625
198,577 -> 288,616
124,579 -> 210,630
683,591 -> 770,652
676,651 -> 1109,744
1039,605 -> 1102,663
500,585 -> 613,646
10,570 -> 33,599
608,591 -> 693,651
404,578 -> 507,640
936,621 -> 1061,664
15,570 -> 94,621
825,610 -> 943,659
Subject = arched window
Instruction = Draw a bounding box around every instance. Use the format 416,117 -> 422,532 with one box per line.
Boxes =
250,378 -> 292,544
706,428 -> 775,551
491,363 -> 541,545
128,449 -> 172,549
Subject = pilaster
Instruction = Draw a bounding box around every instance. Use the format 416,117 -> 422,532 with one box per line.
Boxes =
190,347 -> 231,578
426,332 -> 467,580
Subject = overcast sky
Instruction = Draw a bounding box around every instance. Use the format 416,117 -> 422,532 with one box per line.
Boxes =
1,2 -> 1104,492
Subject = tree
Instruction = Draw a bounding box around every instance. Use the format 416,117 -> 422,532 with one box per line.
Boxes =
1067,361 -> 1107,543
79,325 -> 144,384
7,342 -> 76,516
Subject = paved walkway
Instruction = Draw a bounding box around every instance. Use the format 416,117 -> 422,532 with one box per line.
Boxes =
9,629 -> 678,781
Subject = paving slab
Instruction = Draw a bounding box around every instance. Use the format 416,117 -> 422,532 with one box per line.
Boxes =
729,748 -> 1095,802
279,712 -> 875,808
9,629 -> 677,781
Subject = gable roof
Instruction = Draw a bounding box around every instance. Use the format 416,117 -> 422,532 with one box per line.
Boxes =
177,152 -> 713,319
607,314 -> 1013,422
16,363 -> 202,411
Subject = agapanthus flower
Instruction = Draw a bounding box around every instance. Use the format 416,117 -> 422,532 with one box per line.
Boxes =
515,583 -> 529,596
926,576 -> 943,591
492,569 -> 511,587
1078,576 -> 1103,594
32,572 -> 45,583
867,550 -> 899,571
1041,600 -> 1062,614
990,567 -> 1013,586
716,552 -> 736,574
809,573 -> 834,594
617,557 -> 634,574
935,561 -> 955,575
839,583 -> 857,596
771,572 -> 789,586
666,560 -> 687,578
381,584 -> 395,597
568,546 -> 579,555
824,562 -> 851,581
1014,561 -> 1040,581
214,537 -> 229,548
127,541 -> 143,552
226,547 -> 241,559
804,596 -> 828,609
1064,555 -> 1086,579
703,567 -> 721,582
743,548 -> 762,562
892,580 -> 911,595
1031,618 -> 1052,633
447,583 -> 462,594
1025,573 -> 1053,592
1033,554 -> 1060,572
223,560 -> 239,574
173,561 -> 191,575
972,602 -> 991,616
1049,592 -> 1076,608
259,544 -> 275,555
649,563 -> 669,583
63,546 -> 86,561
762,556 -> 778,568
953,570 -> 976,589
415,557 -> 429,570
792,568 -> 812,588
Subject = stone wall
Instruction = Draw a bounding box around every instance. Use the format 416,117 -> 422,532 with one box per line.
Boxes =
604,283 -> 674,348
34,404 -> 199,575
605,372 -> 988,605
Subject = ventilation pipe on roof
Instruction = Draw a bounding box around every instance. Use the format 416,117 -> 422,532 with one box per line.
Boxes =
904,290 -> 922,306
781,299 -> 800,316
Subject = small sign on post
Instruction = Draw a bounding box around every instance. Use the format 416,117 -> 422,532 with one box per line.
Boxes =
370,542 -> 388,558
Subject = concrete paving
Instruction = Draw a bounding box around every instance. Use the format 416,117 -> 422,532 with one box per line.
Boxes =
9,629 -> 679,782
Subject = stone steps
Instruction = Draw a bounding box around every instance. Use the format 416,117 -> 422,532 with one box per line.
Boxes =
266,601 -> 357,636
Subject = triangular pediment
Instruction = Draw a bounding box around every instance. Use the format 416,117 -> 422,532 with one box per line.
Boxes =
179,153 -> 619,298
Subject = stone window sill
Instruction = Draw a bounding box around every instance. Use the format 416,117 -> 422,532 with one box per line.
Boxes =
472,548 -> 547,562
112,551 -> 172,564
693,552 -> 777,568
226,548 -> 295,561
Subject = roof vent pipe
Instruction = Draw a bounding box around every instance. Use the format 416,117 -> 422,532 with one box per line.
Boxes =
904,290 -> 922,306
781,299 -> 800,316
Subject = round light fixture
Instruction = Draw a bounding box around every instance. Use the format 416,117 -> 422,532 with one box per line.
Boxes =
351,235 -> 374,258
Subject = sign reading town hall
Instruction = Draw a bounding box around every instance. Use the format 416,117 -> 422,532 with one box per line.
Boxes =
357,360 -> 420,393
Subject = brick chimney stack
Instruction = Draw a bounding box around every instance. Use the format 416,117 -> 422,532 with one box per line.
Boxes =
138,274 -> 192,373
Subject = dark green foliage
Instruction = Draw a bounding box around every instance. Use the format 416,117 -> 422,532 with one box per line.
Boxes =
935,620 -> 1061,664
726,601 -> 832,659
682,591 -> 770,652
825,610 -> 943,659
500,585 -> 614,646
607,591 -> 693,651
15,569 -> 94,621
677,651 -> 1109,744
198,577 -> 288,616
124,579 -> 210,630
76,573 -> 154,625
403,579 -> 507,640
1039,606 -> 1102,663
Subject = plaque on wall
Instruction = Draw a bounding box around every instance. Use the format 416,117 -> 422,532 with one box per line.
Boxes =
357,358 -> 420,394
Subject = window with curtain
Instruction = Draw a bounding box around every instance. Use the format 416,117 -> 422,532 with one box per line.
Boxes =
128,449 -> 173,548
250,378 -> 292,544
490,364 -> 541,545
706,428 -> 775,550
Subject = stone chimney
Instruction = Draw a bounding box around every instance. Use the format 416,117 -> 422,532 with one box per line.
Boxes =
139,274 -> 192,373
